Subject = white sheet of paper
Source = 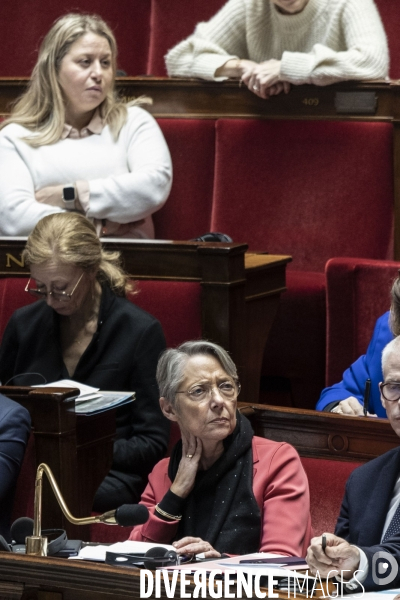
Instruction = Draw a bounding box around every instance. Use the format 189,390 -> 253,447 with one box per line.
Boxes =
34,379 -> 99,396
73,540 -> 176,562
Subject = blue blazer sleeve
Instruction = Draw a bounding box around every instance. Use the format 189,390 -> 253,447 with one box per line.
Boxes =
0,394 -> 31,540
316,312 -> 393,416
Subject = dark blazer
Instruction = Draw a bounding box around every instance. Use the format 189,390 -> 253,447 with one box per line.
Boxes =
336,446 -> 400,591
0,393 -> 30,542
0,285 -> 169,509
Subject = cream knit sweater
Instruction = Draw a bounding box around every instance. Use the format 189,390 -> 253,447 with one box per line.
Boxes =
165,0 -> 389,85
0,107 -> 172,238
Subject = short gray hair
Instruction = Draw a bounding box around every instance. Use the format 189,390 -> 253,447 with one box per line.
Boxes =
156,340 -> 239,405
381,336 -> 400,376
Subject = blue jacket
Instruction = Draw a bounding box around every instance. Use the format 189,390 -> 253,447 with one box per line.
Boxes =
316,312 -> 392,417
0,394 -> 30,541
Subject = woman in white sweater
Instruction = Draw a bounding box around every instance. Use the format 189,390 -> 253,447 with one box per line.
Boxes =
0,14 -> 172,237
165,0 -> 389,100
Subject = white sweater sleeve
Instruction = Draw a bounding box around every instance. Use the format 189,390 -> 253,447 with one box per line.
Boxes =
86,109 -> 172,223
165,0 -> 247,80
0,134 -> 63,236
280,0 -> 389,85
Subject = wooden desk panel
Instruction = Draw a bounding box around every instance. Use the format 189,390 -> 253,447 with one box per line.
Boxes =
0,76 -> 397,121
239,403 -> 399,462
0,553 -> 326,600
0,386 -> 115,540
0,240 -> 291,404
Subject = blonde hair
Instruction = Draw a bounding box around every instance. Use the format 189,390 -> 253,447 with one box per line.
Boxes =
0,13 -> 129,147
22,213 -> 134,296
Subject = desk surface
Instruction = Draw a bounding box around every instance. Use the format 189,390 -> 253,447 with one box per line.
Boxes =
0,553 -> 329,600
0,77 -> 398,121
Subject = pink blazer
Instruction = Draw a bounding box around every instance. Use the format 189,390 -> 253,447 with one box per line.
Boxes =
129,436 -> 312,556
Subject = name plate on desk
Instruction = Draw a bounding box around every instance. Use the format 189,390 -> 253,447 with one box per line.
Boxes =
335,91 -> 377,115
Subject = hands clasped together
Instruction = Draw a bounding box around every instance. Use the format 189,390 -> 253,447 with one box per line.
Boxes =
240,59 -> 290,99
306,533 -> 361,580
169,430 -> 220,559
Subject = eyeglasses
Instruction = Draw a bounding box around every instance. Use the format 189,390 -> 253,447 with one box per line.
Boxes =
25,272 -> 84,303
380,381 -> 400,403
176,380 -> 241,402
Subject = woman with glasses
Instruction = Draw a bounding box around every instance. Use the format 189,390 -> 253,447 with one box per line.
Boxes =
129,340 -> 312,557
0,212 -> 169,512
0,13 -> 172,238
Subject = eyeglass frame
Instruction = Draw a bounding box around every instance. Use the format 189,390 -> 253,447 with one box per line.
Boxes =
24,272 -> 84,302
379,381 -> 400,403
175,380 -> 241,402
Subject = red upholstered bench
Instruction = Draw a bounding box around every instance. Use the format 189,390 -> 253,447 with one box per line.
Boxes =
147,0 -> 225,76
211,119 -> 393,408
325,258 -> 399,387
154,119 -> 216,240
0,0 -> 151,77
301,457 -> 362,537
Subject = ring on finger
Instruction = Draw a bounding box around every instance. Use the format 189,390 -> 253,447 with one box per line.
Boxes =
186,454 -> 193,459
253,85 -> 259,91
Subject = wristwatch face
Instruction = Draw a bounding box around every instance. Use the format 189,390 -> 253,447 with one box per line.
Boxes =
63,187 -> 75,201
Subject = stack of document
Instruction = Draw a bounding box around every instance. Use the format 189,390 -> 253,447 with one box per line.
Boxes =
34,380 -> 135,415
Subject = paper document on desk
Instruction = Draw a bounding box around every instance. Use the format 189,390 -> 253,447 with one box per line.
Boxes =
73,540 -> 176,562
33,379 -> 135,414
346,591 -> 400,599
34,379 -> 100,397
165,552 -> 310,578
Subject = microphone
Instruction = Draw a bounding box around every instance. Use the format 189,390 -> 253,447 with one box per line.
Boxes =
25,463 -> 150,557
114,504 -> 149,527
97,503 -> 149,526
11,517 -> 34,545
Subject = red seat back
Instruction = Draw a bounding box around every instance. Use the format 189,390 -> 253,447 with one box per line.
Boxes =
301,457 -> 361,536
154,119 -> 216,240
212,120 -> 394,271
147,0 -> 225,76
0,1 -> 151,76
374,0 -> 400,79
325,258 -> 399,386
0,278 -> 36,342
129,280 -> 202,347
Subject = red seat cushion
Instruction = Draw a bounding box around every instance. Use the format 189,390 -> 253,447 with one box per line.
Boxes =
301,457 -> 361,536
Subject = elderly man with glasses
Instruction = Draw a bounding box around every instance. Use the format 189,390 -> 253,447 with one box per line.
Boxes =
307,335 -> 400,592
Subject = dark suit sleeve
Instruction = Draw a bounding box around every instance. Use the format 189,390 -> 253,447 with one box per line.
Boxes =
335,469 -> 400,592
334,478 -> 351,541
359,538 -> 400,591
0,395 -> 31,539
112,319 -> 169,477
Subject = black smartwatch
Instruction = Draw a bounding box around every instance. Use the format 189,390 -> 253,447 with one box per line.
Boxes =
62,186 -> 76,210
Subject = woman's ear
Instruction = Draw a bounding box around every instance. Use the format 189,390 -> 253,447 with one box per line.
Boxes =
160,397 -> 179,422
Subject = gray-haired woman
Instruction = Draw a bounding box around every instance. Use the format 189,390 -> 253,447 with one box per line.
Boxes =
129,340 -> 312,557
